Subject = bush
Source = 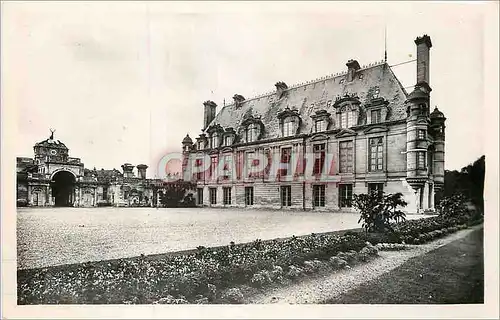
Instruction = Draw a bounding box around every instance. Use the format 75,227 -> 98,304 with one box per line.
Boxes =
436,194 -> 470,221
250,270 -> 272,288
353,192 -> 407,233
221,288 -> 244,304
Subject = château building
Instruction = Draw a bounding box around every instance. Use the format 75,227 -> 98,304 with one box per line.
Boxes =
16,131 -> 163,207
181,35 -> 446,213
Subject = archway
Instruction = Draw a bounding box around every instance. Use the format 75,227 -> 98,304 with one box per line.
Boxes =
51,171 -> 76,207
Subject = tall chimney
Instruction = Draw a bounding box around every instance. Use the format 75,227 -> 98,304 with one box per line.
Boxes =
121,163 -> 135,178
137,164 -> 148,179
203,100 -> 217,130
346,59 -> 361,82
415,35 -> 432,85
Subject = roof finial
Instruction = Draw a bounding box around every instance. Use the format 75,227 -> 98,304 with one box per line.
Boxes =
49,128 -> 55,140
384,23 -> 388,63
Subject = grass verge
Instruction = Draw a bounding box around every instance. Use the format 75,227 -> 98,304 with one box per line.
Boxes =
322,226 -> 484,304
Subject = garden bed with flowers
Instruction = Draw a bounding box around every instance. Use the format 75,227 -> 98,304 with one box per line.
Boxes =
18,210 -> 482,304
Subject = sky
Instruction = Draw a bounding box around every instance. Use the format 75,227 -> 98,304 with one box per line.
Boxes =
2,2 -> 490,177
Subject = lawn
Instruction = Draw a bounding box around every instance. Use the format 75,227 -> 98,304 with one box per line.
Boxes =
322,226 -> 484,304
17,207 -> 426,270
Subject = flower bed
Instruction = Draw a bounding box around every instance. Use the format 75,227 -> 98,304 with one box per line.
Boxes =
18,212 -> 483,305
18,232 -> 367,304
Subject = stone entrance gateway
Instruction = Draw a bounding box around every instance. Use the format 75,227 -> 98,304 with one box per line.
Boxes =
51,171 -> 76,207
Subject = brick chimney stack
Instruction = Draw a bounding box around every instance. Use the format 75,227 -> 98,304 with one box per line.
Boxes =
415,35 -> 432,86
137,164 -> 148,179
121,163 -> 135,178
203,100 -> 217,130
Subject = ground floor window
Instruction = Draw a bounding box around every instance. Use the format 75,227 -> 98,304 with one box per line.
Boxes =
281,186 -> 292,207
209,188 -> 217,205
197,188 -> 203,205
223,187 -> 232,205
368,183 -> 384,197
313,185 -> 326,207
245,186 -> 254,206
339,184 -> 353,208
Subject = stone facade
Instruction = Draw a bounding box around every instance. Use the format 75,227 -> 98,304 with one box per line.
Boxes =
182,35 -> 446,214
16,132 -> 165,207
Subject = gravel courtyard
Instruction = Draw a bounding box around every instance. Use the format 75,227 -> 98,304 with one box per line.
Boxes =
17,207 -> 426,270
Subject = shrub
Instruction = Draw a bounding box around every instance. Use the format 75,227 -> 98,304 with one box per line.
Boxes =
285,265 -> 303,279
221,288 -> 244,304
250,270 -> 272,288
329,256 -> 348,269
436,194 -> 470,221
353,192 -> 407,233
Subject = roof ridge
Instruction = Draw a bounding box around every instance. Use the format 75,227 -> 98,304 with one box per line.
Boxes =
237,59 -> 386,104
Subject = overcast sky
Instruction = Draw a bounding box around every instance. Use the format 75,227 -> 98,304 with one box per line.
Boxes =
3,2 -> 488,176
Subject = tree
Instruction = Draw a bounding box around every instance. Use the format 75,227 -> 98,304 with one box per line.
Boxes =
441,155 -> 485,213
353,191 -> 407,233
157,180 -> 197,207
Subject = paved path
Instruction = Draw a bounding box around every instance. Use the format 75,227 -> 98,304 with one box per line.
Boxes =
248,225 -> 482,304
17,207 -> 427,269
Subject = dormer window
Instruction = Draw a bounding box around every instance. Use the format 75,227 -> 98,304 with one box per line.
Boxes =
210,133 -> 218,148
315,120 -> 326,132
371,109 -> 381,124
197,141 -> 204,150
365,97 -> 389,125
240,116 -> 264,143
283,118 -> 294,137
340,105 -> 358,128
311,109 -> 332,133
373,87 -> 380,99
246,123 -> 259,143
224,136 -> 232,146
277,107 -> 301,138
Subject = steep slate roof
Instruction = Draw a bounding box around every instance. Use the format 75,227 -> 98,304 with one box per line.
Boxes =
204,62 -> 408,140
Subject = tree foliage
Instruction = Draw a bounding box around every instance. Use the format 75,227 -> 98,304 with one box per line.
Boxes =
437,155 -> 485,213
157,180 -> 197,207
353,191 -> 407,233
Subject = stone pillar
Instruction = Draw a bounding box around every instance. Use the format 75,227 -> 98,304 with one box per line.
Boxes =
74,186 -> 80,207
27,185 -> 32,206
47,186 -> 53,206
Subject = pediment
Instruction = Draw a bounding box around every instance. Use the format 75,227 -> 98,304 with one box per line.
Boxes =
241,115 -> 263,127
311,133 -> 330,141
206,124 -> 224,134
365,97 -> 390,109
416,119 -> 430,125
277,106 -> 301,120
363,125 -> 389,134
333,92 -> 361,108
220,147 -> 233,153
208,149 -> 219,155
334,128 -> 357,138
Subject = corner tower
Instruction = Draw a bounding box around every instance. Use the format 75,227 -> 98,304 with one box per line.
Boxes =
405,35 -> 433,212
